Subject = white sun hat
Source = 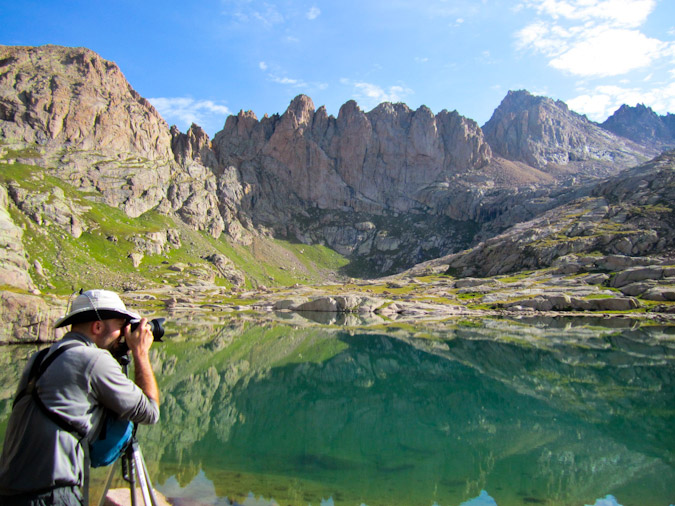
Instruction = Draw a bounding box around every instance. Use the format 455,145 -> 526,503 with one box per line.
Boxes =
55,289 -> 141,328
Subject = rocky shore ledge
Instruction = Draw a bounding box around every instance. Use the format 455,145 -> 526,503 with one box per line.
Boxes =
2,254 -> 673,343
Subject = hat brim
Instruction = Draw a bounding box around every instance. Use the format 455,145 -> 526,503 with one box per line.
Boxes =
55,308 -> 141,328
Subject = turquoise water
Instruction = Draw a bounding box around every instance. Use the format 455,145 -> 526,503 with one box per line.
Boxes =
1,317 -> 674,505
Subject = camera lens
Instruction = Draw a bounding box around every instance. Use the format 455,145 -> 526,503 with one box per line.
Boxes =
130,318 -> 166,341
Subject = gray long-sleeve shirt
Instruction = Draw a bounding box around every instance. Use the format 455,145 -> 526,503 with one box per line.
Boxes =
0,332 -> 159,494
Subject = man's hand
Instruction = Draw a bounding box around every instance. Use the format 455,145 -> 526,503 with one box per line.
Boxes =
123,318 -> 160,405
124,318 -> 153,358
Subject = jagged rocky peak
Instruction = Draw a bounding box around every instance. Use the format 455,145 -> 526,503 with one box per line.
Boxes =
336,100 -> 368,132
238,109 -> 258,120
284,94 -> 315,128
0,44 -> 172,160
482,89 -> 655,175
170,123 -> 213,166
211,94 -> 494,221
601,103 -> 675,148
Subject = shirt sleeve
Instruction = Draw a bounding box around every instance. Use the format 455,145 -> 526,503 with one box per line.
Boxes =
88,352 -> 160,425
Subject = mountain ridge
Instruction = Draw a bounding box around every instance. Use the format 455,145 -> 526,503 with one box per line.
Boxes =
0,44 -> 674,339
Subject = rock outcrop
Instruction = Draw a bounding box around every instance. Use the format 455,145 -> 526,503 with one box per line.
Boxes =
601,103 -> 675,149
0,45 -> 172,160
483,90 -> 656,174
0,184 -> 35,290
439,150 -> 675,277
212,95 -> 492,218
1,44 -> 674,286
0,44 -> 177,220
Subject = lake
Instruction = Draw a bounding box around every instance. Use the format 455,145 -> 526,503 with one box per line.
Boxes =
1,315 -> 673,506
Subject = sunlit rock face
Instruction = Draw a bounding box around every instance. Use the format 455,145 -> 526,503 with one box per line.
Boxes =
212,95 -> 492,218
1,44 -> 673,281
601,103 -> 675,149
482,90 -> 656,174
0,45 -> 172,160
0,44 -> 174,222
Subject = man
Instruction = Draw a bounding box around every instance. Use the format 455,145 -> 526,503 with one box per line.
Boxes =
0,289 -> 161,505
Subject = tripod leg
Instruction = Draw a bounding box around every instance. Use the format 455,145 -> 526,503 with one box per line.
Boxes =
131,441 -> 157,506
124,450 -> 139,506
136,445 -> 160,506
97,462 -> 119,506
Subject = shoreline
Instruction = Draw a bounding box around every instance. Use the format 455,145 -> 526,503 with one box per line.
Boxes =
2,274 -> 673,344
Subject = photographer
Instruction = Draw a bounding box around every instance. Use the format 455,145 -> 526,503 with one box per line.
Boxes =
0,289 -> 160,505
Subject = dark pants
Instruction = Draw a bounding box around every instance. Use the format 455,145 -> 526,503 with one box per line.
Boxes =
0,486 -> 83,506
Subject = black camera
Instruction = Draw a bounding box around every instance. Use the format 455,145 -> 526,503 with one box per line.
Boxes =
130,317 -> 166,342
114,318 -> 166,360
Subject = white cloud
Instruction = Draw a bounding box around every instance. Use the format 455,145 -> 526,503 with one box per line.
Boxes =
567,81 -> 675,120
306,6 -> 321,20
516,0 -> 673,79
341,78 -> 414,109
259,61 -> 268,71
261,66 -> 327,93
252,3 -> 284,26
550,28 -> 668,76
148,97 -> 231,130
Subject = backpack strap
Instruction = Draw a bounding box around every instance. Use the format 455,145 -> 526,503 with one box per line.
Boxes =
12,340 -> 104,501
12,347 -> 49,408
13,341 -> 88,438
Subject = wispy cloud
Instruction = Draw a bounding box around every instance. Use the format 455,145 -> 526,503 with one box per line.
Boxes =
224,0 -> 284,26
258,62 -> 327,93
520,0 -> 655,27
270,75 -> 306,87
306,6 -> 321,20
223,0 -> 320,26
340,79 -> 414,109
148,97 -> 231,131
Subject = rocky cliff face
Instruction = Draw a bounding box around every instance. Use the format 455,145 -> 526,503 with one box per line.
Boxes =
212,95 -> 492,218
0,45 -> 179,221
0,183 -> 34,291
209,95 -> 498,273
601,103 -> 675,149
436,150 -> 675,277
0,44 -> 673,291
0,45 -> 172,160
483,90 -> 656,175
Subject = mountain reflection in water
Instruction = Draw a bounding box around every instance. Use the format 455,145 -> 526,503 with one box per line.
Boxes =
157,473 -> 625,506
1,317 -> 673,506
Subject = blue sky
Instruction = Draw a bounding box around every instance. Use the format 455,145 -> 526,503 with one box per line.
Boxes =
2,0 -> 674,136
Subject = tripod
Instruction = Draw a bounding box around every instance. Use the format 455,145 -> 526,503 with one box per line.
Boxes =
97,435 -> 159,506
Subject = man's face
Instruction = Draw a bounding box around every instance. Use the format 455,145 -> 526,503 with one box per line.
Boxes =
96,318 -> 128,353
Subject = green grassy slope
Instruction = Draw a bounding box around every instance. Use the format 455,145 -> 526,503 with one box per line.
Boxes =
0,157 -> 349,295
